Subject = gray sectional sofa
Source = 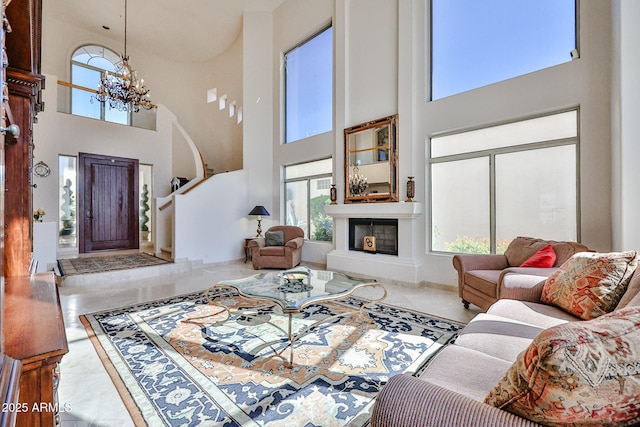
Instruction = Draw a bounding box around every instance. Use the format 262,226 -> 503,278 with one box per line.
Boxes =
370,251 -> 640,427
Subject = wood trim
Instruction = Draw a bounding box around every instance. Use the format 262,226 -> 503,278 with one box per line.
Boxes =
4,273 -> 68,427
4,273 -> 68,362
57,79 -> 97,94
159,200 -> 172,211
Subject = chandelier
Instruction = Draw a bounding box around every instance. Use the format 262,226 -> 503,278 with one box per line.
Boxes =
96,0 -> 156,112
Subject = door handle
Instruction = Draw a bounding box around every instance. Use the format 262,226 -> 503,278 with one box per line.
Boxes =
85,209 -> 92,219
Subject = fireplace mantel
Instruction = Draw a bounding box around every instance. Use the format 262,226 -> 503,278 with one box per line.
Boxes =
325,202 -> 424,286
325,202 -> 422,219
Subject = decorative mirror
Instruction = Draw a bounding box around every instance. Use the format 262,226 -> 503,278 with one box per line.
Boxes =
344,114 -> 398,203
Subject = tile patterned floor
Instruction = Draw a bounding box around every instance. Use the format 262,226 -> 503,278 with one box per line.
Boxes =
57,260 -> 481,426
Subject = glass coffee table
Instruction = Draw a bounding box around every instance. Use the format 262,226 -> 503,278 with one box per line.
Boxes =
196,267 -> 386,367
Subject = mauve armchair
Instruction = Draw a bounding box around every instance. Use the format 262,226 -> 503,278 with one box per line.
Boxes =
453,236 -> 590,311
247,225 -> 305,270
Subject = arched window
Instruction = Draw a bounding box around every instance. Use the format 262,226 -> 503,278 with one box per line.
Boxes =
70,45 -> 129,125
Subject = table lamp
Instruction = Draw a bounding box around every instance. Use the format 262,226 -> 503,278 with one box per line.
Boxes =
248,205 -> 270,237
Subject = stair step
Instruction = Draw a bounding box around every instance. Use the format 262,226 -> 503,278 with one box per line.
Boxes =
59,259 -> 202,287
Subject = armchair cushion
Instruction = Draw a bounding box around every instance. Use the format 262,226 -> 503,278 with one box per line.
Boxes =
259,246 -> 286,256
541,250 -> 638,320
265,230 -> 284,247
485,306 -> 640,427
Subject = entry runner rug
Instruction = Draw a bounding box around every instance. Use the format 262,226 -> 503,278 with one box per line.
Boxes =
58,253 -> 169,276
81,289 -> 465,426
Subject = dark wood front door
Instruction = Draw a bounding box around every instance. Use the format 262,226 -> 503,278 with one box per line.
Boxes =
79,153 -> 139,253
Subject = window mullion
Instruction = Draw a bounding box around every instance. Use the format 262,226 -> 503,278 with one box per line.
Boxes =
489,154 -> 496,254
306,178 -> 312,239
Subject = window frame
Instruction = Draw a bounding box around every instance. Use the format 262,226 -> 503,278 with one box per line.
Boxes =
283,23 -> 333,144
428,109 -> 580,254
429,0 -> 579,101
70,45 -> 132,125
283,158 -> 334,242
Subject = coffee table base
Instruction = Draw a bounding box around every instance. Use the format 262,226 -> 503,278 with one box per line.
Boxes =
191,283 -> 387,368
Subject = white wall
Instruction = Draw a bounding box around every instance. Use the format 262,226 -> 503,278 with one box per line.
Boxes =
243,11 -> 276,230
613,0 -> 640,251
173,170 -> 250,263
198,34 -> 244,174
32,77 -> 174,255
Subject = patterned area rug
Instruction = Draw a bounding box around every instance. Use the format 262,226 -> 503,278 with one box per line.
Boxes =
58,253 -> 169,276
80,289 -> 465,426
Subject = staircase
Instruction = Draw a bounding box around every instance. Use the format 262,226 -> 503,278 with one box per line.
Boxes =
152,112 -> 250,266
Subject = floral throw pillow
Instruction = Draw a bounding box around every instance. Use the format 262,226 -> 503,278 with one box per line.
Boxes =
485,306 -> 640,426
541,250 -> 638,320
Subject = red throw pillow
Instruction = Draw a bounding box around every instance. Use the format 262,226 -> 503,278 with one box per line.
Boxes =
519,244 -> 556,268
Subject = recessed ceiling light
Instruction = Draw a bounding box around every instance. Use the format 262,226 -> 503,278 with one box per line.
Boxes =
102,25 -> 110,30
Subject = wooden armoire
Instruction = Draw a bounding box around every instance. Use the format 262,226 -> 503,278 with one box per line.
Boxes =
1,1 -> 68,427
5,0 -> 44,278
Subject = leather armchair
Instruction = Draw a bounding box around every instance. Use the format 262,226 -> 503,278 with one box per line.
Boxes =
247,226 -> 305,270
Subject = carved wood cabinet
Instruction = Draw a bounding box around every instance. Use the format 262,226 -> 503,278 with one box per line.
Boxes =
5,0 -> 44,277
1,2 -> 67,427
4,274 -> 68,427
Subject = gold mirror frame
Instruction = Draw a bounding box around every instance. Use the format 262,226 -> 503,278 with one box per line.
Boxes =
344,114 -> 398,203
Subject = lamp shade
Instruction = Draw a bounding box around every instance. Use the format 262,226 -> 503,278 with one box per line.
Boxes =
248,205 -> 270,216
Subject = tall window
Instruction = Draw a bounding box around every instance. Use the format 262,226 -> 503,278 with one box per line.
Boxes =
139,164 -> 153,244
71,45 -> 129,125
58,155 -> 77,248
284,25 -> 333,143
431,0 -> 576,100
285,158 -> 333,241
430,110 -> 578,254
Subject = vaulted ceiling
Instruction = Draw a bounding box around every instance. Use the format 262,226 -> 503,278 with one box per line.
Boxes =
43,0 -> 285,63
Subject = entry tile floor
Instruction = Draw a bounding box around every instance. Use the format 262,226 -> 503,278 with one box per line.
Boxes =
57,261 -> 481,427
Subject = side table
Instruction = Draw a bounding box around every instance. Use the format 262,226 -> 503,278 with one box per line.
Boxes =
244,237 -> 254,263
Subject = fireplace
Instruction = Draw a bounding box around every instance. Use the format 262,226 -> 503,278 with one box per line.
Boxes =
349,218 -> 398,256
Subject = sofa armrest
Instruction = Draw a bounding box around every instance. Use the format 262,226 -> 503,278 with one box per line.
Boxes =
285,236 -> 304,249
453,254 -> 509,298
453,254 -> 509,273
370,374 -> 539,427
247,238 -> 265,249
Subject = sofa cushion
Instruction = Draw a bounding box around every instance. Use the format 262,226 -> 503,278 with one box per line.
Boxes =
455,313 -> 544,362
486,300 -> 577,329
519,244 -> 556,268
419,345 -> 513,402
499,272 -> 549,302
504,237 -> 589,267
541,250 -> 638,320
485,306 -> 640,427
